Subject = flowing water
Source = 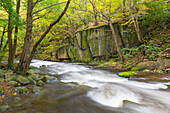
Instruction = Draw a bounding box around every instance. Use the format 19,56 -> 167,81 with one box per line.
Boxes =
3,60 -> 170,113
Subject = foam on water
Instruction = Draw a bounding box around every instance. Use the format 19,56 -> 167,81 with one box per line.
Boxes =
30,60 -> 170,111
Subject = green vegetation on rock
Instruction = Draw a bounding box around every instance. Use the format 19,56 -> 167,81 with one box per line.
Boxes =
118,72 -> 137,77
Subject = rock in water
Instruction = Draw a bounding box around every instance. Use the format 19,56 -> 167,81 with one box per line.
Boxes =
37,80 -> 45,87
32,86 -> 41,94
0,105 -> 10,112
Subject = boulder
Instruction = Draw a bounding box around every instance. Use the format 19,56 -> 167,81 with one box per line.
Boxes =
8,81 -> 18,87
41,75 -> 58,83
0,78 -> 5,82
0,105 -> 10,112
16,87 -> 29,95
32,86 -> 41,94
4,71 -> 13,76
6,75 -> 17,81
165,59 -> 170,68
29,69 -> 35,75
30,74 -> 39,81
0,86 -> 3,95
137,61 -> 160,70
14,97 -> 21,102
37,80 -> 45,87
16,76 -> 30,85
27,77 -> 36,85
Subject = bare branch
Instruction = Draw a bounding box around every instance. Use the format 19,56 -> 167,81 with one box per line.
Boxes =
33,1 -> 67,15
33,11 -> 51,22
33,0 -> 44,8
89,0 -> 109,20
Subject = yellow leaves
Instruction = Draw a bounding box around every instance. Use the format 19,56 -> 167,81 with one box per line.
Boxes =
0,82 -> 18,100
12,92 -> 17,96
121,19 -> 133,26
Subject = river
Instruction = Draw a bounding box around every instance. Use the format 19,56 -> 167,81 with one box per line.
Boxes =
4,60 -> 170,113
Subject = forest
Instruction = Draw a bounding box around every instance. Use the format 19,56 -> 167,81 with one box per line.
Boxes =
0,0 -> 169,112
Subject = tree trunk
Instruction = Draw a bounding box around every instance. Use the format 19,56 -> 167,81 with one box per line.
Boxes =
109,20 -> 124,62
15,0 -> 33,73
128,0 -> 142,42
13,0 -> 21,59
15,0 -> 71,74
7,0 -> 13,69
0,26 -> 6,50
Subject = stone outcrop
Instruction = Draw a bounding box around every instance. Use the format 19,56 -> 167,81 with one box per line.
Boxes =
56,22 -> 139,62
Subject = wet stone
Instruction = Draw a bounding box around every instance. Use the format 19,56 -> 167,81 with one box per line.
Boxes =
16,87 -> 30,95
0,105 -> 10,112
37,80 -> 45,87
8,81 -> 18,86
16,76 -> 30,85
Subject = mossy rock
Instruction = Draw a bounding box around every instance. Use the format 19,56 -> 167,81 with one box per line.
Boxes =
156,69 -> 163,73
0,105 -> 10,112
6,75 -> 17,81
14,97 -> 21,102
0,78 -> 5,82
32,86 -> 42,94
41,75 -> 58,83
0,86 -> 3,95
16,87 -> 30,95
30,74 -> 39,81
118,72 -> 137,78
27,77 -> 36,85
8,81 -> 18,87
29,69 -> 35,75
37,80 -> 45,87
16,76 -> 30,85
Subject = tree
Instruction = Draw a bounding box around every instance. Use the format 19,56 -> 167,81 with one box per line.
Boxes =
89,0 -> 124,62
15,0 -> 71,74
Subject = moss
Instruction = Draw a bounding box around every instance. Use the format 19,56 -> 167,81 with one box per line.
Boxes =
131,67 -> 139,71
143,69 -> 149,72
76,22 -> 118,33
118,72 -> 137,77
156,69 -> 163,73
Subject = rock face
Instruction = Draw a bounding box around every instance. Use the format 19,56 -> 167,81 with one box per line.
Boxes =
56,23 -> 139,62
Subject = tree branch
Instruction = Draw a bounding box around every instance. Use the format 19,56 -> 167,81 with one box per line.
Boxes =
25,0 -> 71,71
32,1 -> 67,15
33,0 -> 44,8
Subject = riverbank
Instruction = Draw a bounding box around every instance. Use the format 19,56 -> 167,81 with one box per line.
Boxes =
87,58 -> 170,82
0,66 -> 58,112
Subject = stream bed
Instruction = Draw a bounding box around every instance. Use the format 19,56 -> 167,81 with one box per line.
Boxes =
1,59 -> 170,113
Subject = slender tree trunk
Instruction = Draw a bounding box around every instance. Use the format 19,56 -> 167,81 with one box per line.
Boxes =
15,0 -> 71,74
128,0 -> 142,42
0,26 -> 6,50
109,20 -> 124,62
13,0 -> 21,59
7,0 -> 13,69
15,0 -> 33,73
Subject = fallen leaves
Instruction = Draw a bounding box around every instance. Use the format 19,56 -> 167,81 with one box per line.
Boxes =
0,82 -> 17,100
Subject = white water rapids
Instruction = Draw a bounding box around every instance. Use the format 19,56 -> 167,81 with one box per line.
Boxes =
31,60 -> 170,113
